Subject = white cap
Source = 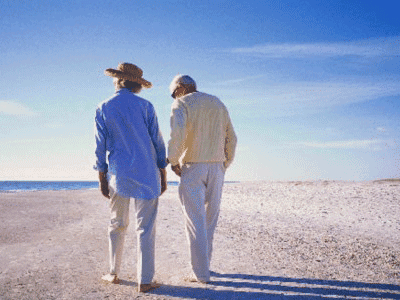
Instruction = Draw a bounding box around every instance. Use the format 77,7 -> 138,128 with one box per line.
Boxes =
169,75 -> 197,94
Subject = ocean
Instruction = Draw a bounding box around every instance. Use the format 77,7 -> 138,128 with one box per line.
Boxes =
0,181 -> 179,193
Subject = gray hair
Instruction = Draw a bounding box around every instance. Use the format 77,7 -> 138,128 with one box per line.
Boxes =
169,75 -> 197,94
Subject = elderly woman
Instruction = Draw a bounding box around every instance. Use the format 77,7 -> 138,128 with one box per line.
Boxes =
94,63 -> 167,293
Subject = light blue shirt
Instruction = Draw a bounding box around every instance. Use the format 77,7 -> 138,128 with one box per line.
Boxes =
94,88 -> 168,199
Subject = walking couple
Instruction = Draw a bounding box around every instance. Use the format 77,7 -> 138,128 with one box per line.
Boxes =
94,62 -> 237,293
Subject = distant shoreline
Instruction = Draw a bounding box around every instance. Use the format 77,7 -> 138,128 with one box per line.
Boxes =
0,181 -> 242,193
1,179 -> 399,193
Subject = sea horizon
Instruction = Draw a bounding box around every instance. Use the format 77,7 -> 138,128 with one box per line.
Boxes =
2,179 -> 398,193
0,180 -> 241,193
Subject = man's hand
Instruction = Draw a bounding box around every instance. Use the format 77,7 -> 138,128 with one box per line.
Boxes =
160,168 -> 167,195
171,164 -> 182,177
99,171 -> 110,199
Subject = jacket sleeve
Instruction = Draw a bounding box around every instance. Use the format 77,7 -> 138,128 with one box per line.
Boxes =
224,112 -> 237,169
147,104 -> 168,169
168,101 -> 187,166
93,108 -> 109,172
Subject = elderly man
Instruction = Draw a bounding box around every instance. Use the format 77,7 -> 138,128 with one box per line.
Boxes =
168,75 -> 237,283
94,63 -> 167,293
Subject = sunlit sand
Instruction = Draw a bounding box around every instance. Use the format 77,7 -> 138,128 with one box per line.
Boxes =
1,181 -> 399,299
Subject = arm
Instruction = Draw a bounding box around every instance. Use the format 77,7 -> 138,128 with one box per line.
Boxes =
94,108 -> 109,172
94,108 -> 110,198
147,104 -> 169,194
168,102 -> 187,173
147,104 -> 168,169
224,114 -> 237,169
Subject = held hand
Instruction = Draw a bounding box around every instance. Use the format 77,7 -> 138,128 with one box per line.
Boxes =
160,168 -> 167,195
171,164 -> 182,177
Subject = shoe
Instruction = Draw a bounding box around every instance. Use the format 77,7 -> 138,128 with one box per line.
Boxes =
101,273 -> 119,284
183,274 -> 209,284
138,282 -> 161,293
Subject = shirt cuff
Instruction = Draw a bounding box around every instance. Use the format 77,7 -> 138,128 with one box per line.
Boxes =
157,159 -> 168,169
93,163 -> 108,173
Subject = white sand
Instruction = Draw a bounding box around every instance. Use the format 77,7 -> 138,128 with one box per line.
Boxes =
0,180 -> 399,299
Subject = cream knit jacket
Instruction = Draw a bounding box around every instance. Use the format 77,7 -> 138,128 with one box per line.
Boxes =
168,91 -> 237,168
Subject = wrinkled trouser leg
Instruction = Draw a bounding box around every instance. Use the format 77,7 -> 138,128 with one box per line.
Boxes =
205,163 -> 225,265
179,163 -> 225,282
108,192 -> 130,276
108,189 -> 158,285
134,198 -> 158,285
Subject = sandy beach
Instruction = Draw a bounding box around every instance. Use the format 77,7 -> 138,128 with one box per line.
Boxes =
1,181 -> 399,299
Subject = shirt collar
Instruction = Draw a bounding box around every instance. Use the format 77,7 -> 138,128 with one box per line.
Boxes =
116,88 -> 132,95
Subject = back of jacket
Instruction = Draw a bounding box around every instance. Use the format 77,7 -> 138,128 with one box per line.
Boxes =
168,91 -> 237,168
94,88 -> 167,199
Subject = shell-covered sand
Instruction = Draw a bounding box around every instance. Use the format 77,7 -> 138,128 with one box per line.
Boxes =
0,180 -> 399,299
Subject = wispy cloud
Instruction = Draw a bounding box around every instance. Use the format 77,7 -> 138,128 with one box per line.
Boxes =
228,80 -> 400,116
267,80 -> 400,108
0,101 -> 37,116
298,139 -> 383,150
230,37 -> 400,58
219,78 -> 400,118
212,75 -> 266,86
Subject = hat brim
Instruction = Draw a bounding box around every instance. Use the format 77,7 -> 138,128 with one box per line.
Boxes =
104,68 -> 152,89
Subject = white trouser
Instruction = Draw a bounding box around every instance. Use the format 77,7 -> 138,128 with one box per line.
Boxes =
179,162 -> 225,282
108,187 -> 158,285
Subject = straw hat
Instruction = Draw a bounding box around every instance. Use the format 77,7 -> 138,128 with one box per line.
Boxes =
104,63 -> 152,88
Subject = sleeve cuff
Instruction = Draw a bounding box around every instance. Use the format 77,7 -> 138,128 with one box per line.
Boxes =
93,164 -> 108,173
157,159 -> 169,169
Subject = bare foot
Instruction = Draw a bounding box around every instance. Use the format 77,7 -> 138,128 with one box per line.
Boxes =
101,274 -> 119,284
183,275 -> 209,284
138,282 -> 161,293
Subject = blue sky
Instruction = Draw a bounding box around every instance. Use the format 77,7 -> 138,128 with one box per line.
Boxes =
1,0 -> 399,181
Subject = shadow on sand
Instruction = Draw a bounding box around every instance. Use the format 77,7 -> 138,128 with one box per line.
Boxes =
149,272 -> 400,299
